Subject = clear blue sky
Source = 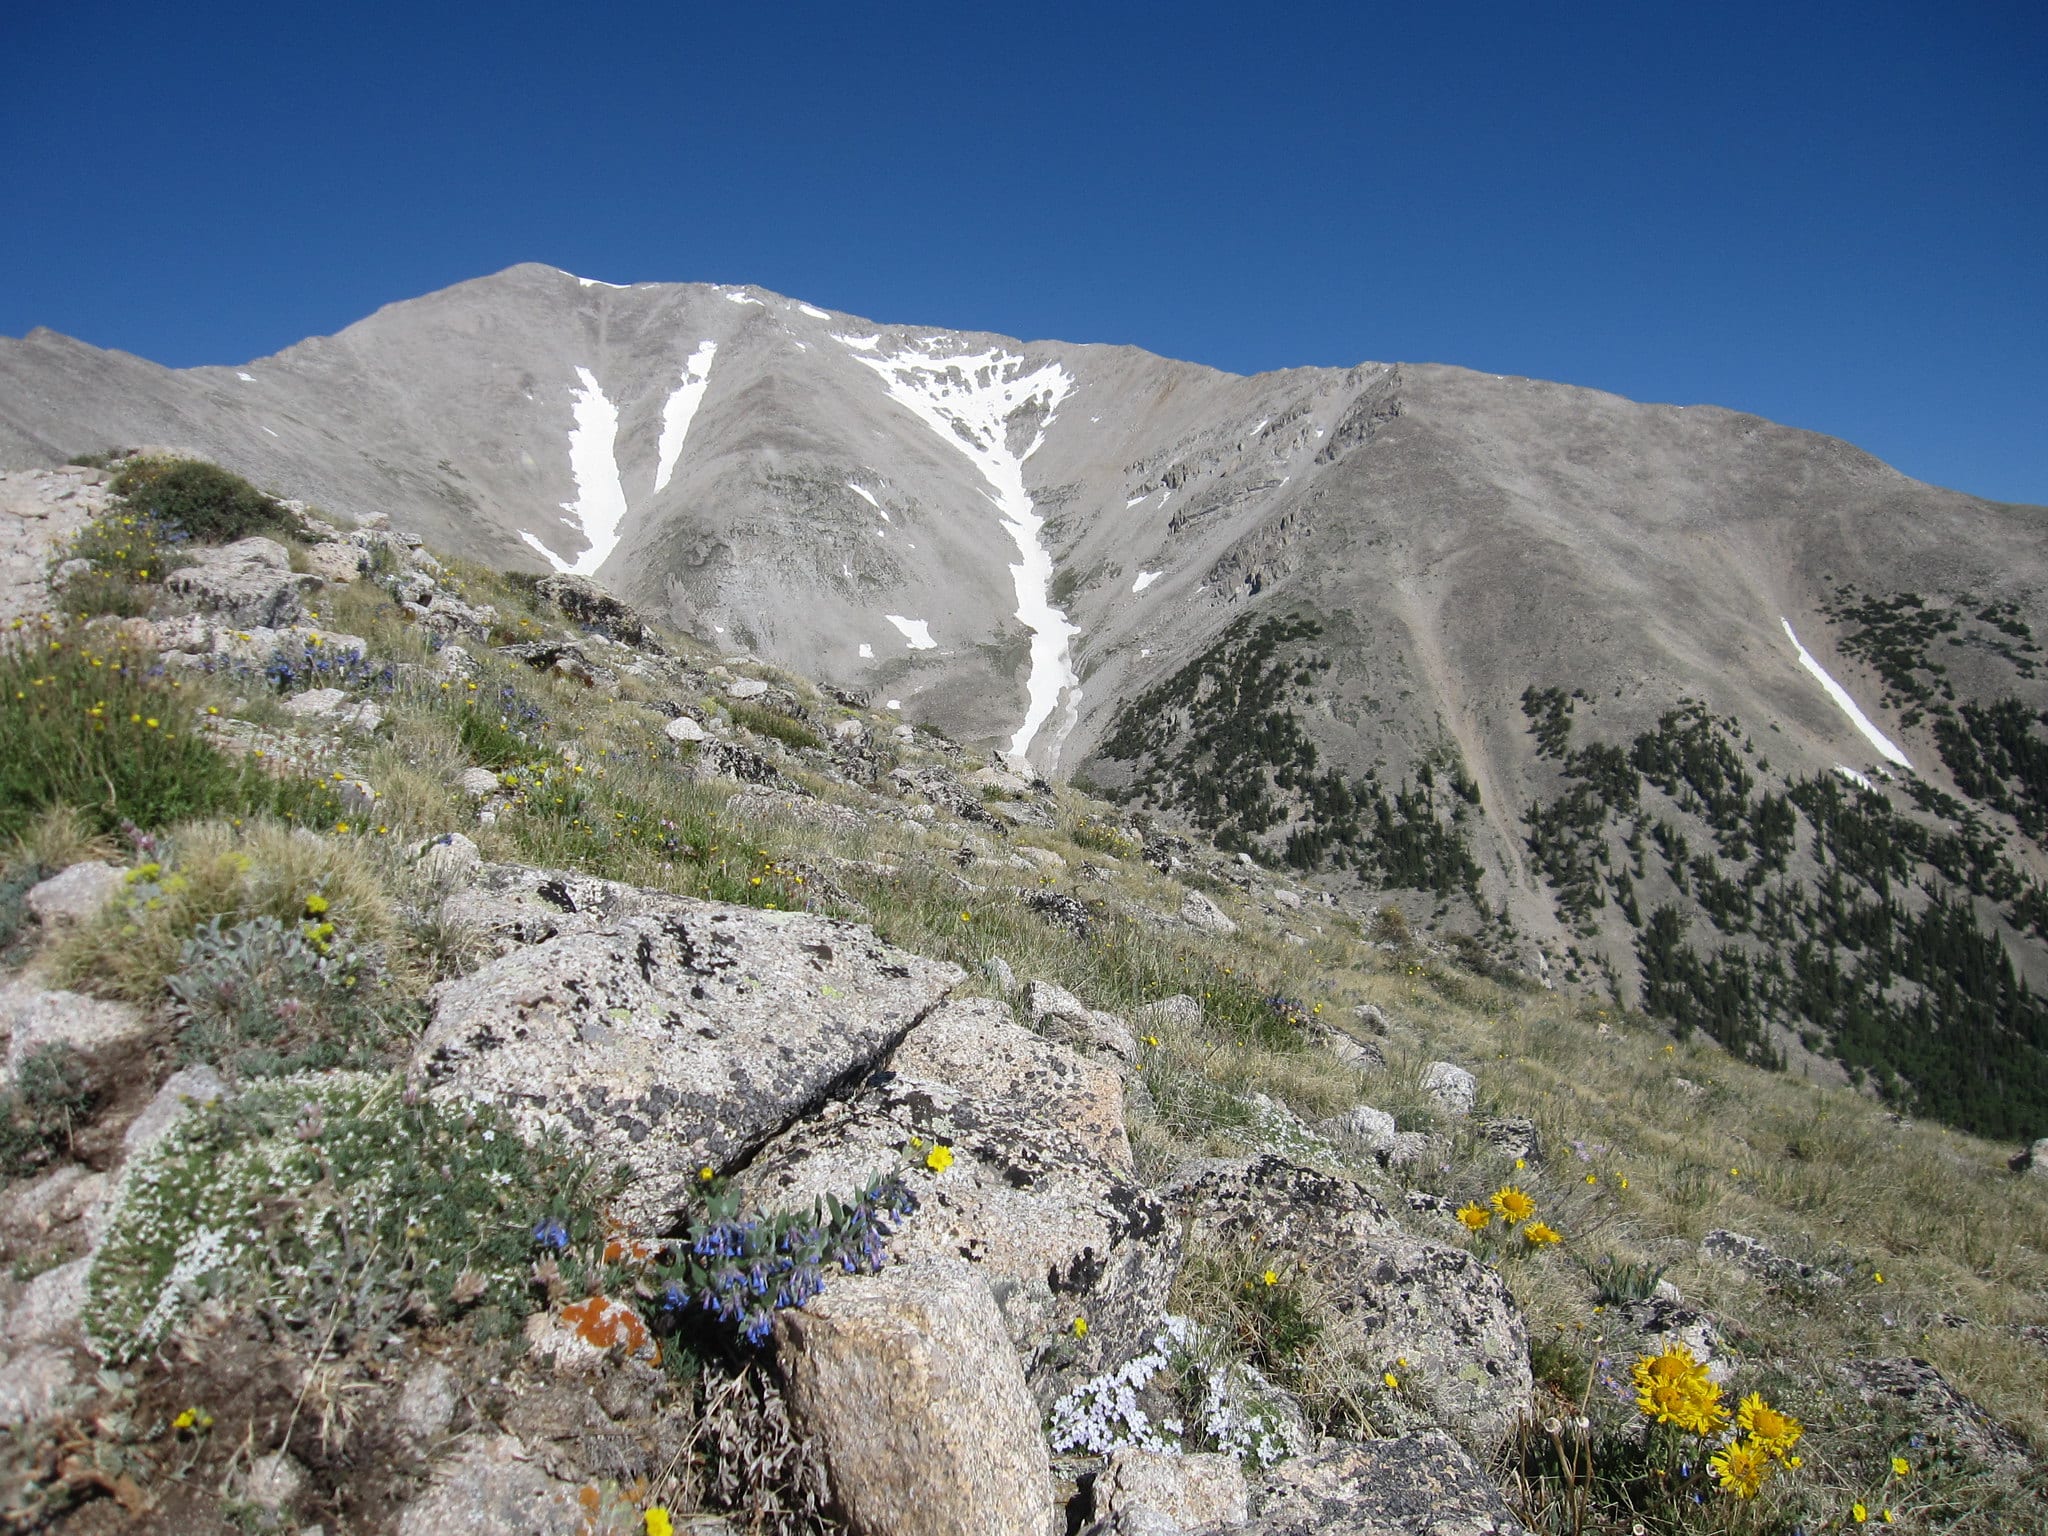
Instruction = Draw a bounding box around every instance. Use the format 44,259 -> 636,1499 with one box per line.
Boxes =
4,1 -> 2043,504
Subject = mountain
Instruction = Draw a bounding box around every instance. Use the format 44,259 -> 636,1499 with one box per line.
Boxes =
5,265 -> 2048,1134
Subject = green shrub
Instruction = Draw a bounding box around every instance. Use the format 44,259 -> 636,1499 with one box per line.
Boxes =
457,704 -> 533,769
729,700 -> 823,752
0,1043 -> 98,1176
109,458 -> 288,544
0,624 -> 255,841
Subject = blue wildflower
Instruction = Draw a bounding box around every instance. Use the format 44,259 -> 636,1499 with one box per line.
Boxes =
531,1217 -> 570,1251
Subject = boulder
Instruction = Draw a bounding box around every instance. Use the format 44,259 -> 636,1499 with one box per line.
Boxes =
1420,1061 -> 1478,1117
734,998 -> 1175,1385
1839,1357 -> 2030,1471
1316,1105 -> 1398,1156
1234,1432 -> 1530,1535
1133,995 -> 1203,1033
1178,890 -> 1237,935
727,677 -> 770,700
161,536 -> 309,627
301,541 -> 365,583
664,714 -> 709,744
438,861 -> 659,954
1161,1158 -> 1530,1452
1,980 -> 150,1083
775,1260 -> 1054,1536
456,767 -> 501,798
1092,1448 -> 1248,1532
535,573 -> 662,650
412,902 -> 962,1229
1700,1229 -> 1842,1289
1479,1118 -> 1542,1165
25,861 -> 125,929
394,1434 -> 606,1536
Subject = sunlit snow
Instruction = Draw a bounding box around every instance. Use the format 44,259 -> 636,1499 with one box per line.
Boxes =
573,273 -> 629,289
1124,493 -> 1150,508
724,290 -> 764,306
237,372 -> 255,381
884,615 -> 937,650
519,367 -> 629,578
1132,570 -> 1161,593
653,341 -> 718,494
846,344 -> 1079,769
835,334 -> 881,351
1781,619 -> 1913,769
1835,765 -> 1875,791
847,482 -> 878,507
887,699 -> 901,711
859,643 -> 874,659
797,303 -> 830,319
262,426 -> 279,437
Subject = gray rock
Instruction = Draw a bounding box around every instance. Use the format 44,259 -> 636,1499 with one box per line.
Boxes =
1385,1131 -> 1437,1169
162,537 -> 310,627
281,686 -> 348,717
1093,1448 -> 1248,1531
1162,1158 -> 1530,1452
53,557 -> 93,583
0,1344 -> 76,1429
776,1260 -> 1055,1536
456,767 -> 501,798
244,1451 -> 307,1511
1313,1026 -> 1385,1073
122,1064 -> 228,1160
394,1434 -> 593,1536
1839,1357 -> 2030,1471
396,1359 -> 462,1442
412,832 -> 482,885
1235,1431 -> 1530,1535
1610,1297 -> 1731,1384
2,1256 -> 89,1348
726,677 -> 770,699
1419,1061 -> 1478,1117
982,955 -> 1016,991
1024,979 -> 1091,1027
1178,890 -> 1238,935
437,860 -> 657,953
301,541 -> 365,583
1353,1004 -> 1392,1034
1316,1104 -> 1398,1155
1700,1229 -> 1842,1289
735,998 -> 1174,1384
1133,994 -> 1202,1033
664,714 -> 709,744
25,861 -> 125,929
534,573 -> 661,649
1479,1118 -> 1541,1165
1,980 -> 150,1083
413,902 -> 962,1229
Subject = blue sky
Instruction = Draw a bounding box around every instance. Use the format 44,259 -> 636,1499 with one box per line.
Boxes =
4,1 -> 2043,503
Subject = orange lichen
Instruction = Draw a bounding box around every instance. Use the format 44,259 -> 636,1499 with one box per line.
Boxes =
560,1295 -> 659,1363
602,1236 -> 664,1268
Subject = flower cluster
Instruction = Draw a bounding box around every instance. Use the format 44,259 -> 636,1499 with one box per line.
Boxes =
1631,1342 -> 1729,1435
1706,1390 -> 1804,1498
652,1172 -> 917,1346
1456,1185 -> 1562,1249
251,632 -> 395,696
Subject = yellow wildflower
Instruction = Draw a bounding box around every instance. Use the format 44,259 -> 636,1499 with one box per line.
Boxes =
1708,1438 -> 1770,1498
1630,1343 -> 1728,1435
1890,1455 -> 1909,1476
925,1143 -> 954,1173
1736,1392 -> 1802,1459
698,1165 -> 715,1182
1522,1221 -> 1562,1246
1383,1371 -> 1399,1390
1490,1186 -> 1536,1225
1262,1270 -> 1278,1286
303,894 -> 329,915
1072,1316 -> 1088,1338
1455,1202 -> 1490,1232
1853,1503 -> 1868,1524
645,1509 -> 674,1536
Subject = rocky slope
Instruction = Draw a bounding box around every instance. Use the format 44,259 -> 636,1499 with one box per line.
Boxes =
5,277 -> 2047,1136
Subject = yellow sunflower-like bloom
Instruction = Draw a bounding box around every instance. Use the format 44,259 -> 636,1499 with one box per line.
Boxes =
1736,1392 -> 1803,1459
1491,1186 -> 1536,1225
1522,1220 -> 1562,1246
1709,1437 -> 1772,1498
1630,1343 -> 1729,1435
1456,1202 -> 1491,1232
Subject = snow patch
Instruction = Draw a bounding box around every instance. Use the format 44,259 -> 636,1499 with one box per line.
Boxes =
797,303 -> 830,319
835,333 -> 881,351
886,699 -> 901,711
1125,493 -> 1150,508
1782,619 -> 1914,770
884,615 -> 937,650
262,426 -> 279,437
847,482 -> 878,507
1132,570 -> 1161,593
858,643 -> 874,659
575,275 -> 629,289
653,340 -> 718,494
846,343 -> 1079,769
724,289 -> 764,306
520,366 -> 629,577
236,371 -> 255,381
1835,765 -> 1875,792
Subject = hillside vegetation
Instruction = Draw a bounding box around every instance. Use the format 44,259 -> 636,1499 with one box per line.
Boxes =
0,457 -> 2041,1535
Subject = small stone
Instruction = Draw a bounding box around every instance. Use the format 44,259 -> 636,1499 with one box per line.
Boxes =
1316,1104 -> 1398,1154
244,1451 -> 307,1511
457,767 -> 501,798
1272,888 -> 1302,910
414,832 -> 482,885
830,717 -> 867,744
1480,1117 -> 1542,1164
664,715 -> 708,744
0,1345 -> 75,1428
726,677 -> 769,699
775,1260 -> 1055,1536
1023,980 -> 1090,1027
25,861 -> 125,929
1178,890 -> 1238,934
1419,1060 -> 1478,1116
982,955 -> 1016,991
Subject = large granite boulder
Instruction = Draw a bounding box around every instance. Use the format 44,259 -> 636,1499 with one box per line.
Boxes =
734,998 -> 1176,1389
411,902 -> 962,1229
160,536 -> 311,628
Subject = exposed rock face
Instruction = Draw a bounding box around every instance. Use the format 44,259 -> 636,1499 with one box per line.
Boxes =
775,1260 -> 1055,1536
536,572 -> 662,649
1839,1357 -> 2031,1471
735,998 -> 1176,1385
395,1433 -> 610,1536
412,903 -> 962,1229
1420,1061 -> 1478,1116
1092,1448 -> 1248,1532
24,862 -> 125,930
1162,1158 -> 1530,1452
161,536 -> 311,627
0,980 -> 150,1083
1178,891 -> 1237,935
1236,1432 -> 1530,1535
1700,1228 -> 1842,1288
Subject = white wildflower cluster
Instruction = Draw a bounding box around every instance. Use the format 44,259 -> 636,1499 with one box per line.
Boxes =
130,1224 -> 240,1352
1048,1314 -> 1299,1468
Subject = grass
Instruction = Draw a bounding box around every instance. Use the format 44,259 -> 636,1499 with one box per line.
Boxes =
109,457 -> 291,543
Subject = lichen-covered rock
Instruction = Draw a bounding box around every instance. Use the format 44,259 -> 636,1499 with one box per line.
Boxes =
1700,1229 -> 1842,1288
24,861 -> 125,930
1478,1117 -> 1541,1164
1179,890 -> 1237,934
1420,1061 -> 1478,1116
412,902 -> 962,1228
1235,1432 -> 1530,1534
535,572 -> 663,650
438,860 -> 656,953
1162,1158 -> 1530,1452
300,540 -> 365,583
161,536 -> 311,627
395,1433 -> 627,1535
774,1259 -> 1055,1536
1092,1448 -> 1248,1532
734,998 -> 1175,1386
1316,1104 -> 1398,1156
1839,1357 -> 2030,1471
